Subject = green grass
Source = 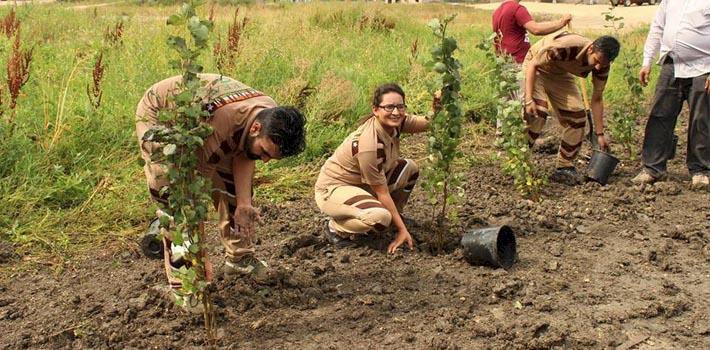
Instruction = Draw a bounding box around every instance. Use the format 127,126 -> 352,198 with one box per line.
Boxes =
0,1 -> 650,260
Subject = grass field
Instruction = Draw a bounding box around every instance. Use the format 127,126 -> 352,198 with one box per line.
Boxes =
0,1 -> 653,261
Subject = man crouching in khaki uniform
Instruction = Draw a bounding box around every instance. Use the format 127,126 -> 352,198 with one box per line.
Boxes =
523,33 -> 620,185
136,74 -> 306,302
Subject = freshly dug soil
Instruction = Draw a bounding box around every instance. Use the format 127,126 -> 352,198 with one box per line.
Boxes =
1,120 -> 708,349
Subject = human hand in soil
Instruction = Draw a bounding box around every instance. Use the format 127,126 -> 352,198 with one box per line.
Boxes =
639,65 -> 651,86
388,228 -> 414,254
234,205 -> 261,240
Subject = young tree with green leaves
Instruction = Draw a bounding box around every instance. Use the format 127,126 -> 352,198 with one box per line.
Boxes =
603,8 -> 644,158
423,15 -> 465,223
478,34 -> 544,200
144,0 -> 218,340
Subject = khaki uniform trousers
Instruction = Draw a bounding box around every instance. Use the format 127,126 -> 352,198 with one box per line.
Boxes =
522,68 -> 587,168
315,159 -> 419,235
135,77 -> 254,262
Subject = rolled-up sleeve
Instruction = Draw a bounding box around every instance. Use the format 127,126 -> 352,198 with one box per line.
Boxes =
400,115 -> 429,134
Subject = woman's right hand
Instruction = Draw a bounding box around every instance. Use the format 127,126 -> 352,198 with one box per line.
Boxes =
387,227 -> 414,254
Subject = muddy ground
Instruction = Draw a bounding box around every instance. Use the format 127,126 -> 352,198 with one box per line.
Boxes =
1,116 -> 709,350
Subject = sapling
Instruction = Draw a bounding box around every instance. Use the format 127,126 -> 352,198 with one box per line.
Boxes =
422,15 -> 465,239
141,0 -> 218,343
609,54 -> 643,158
478,34 -> 543,200
603,8 -> 643,157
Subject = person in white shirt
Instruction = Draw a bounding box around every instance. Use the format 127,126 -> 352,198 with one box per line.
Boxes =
632,0 -> 710,188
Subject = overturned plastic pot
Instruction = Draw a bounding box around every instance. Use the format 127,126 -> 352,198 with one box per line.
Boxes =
461,226 -> 516,269
586,149 -> 620,185
140,218 -> 164,259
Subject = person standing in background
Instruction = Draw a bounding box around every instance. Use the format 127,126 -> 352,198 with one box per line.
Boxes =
492,0 -> 572,65
632,0 -> 710,188
492,0 -> 572,140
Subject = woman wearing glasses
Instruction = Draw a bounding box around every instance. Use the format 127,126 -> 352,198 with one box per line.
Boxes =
314,83 -> 429,253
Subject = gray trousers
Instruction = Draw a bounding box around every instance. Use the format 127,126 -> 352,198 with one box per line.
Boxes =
642,57 -> 710,177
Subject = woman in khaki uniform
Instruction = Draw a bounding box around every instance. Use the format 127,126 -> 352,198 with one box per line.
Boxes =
315,84 -> 429,253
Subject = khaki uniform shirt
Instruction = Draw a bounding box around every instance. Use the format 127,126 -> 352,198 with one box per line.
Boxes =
315,115 -> 428,190
138,74 -> 276,177
527,32 -> 609,94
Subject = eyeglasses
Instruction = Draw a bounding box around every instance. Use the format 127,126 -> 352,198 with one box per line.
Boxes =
378,104 -> 407,113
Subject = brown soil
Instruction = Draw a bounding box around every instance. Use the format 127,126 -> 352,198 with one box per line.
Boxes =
1,117 -> 709,349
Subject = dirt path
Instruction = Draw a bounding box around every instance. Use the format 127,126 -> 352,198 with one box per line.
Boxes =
462,1 -> 659,30
0,0 -> 54,6
0,0 -> 122,8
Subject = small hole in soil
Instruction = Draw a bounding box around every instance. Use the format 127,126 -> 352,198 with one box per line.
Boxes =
496,226 -> 516,268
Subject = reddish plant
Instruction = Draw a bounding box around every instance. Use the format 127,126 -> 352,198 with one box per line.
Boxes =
1,8 -> 20,38
103,20 -> 124,46
208,3 -> 215,23
7,26 -> 33,110
409,38 -> 419,65
213,8 -> 248,72
86,52 -> 105,108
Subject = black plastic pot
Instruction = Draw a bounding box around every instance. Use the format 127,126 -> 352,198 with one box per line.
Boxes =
461,226 -> 516,269
586,149 -> 620,185
668,134 -> 678,160
140,218 -> 164,259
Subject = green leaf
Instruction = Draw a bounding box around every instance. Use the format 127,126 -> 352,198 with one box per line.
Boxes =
433,62 -> 447,73
163,144 -> 177,156
427,18 -> 441,31
166,14 -> 184,26
167,36 -> 187,51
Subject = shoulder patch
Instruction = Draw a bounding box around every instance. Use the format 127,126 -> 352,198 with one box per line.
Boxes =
203,88 -> 265,115
351,140 -> 359,156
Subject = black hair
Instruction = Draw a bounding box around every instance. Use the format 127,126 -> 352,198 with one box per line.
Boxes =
371,83 -> 405,107
255,106 -> 306,158
592,35 -> 620,62
358,83 -> 406,125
